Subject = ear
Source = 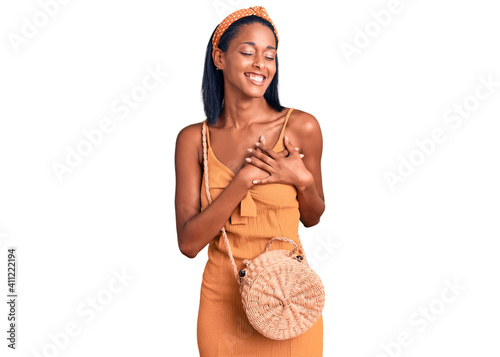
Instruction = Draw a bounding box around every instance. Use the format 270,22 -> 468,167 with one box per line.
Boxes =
212,48 -> 224,70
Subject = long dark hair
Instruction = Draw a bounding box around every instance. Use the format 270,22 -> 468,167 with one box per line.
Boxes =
201,15 -> 284,124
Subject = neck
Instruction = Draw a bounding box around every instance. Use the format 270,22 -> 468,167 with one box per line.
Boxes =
218,85 -> 275,129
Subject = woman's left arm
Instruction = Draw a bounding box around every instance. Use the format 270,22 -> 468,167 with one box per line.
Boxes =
290,112 -> 325,227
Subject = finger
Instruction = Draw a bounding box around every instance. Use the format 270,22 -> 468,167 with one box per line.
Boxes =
247,148 -> 280,162
299,153 -> 304,158
255,139 -> 279,160
284,135 -> 298,155
253,174 -> 273,185
252,148 -> 275,164
245,156 -> 272,172
276,147 -> 289,156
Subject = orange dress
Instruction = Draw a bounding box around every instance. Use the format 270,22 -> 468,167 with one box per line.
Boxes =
198,107 -> 324,356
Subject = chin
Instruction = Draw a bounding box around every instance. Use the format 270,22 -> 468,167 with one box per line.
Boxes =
245,91 -> 267,99
244,85 -> 269,97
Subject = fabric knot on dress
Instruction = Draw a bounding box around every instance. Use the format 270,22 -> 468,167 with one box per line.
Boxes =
205,158 -> 256,225
230,191 -> 257,225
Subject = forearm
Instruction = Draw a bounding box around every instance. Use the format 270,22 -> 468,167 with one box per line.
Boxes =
179,176 -> 251,258
296,174 -> 325,227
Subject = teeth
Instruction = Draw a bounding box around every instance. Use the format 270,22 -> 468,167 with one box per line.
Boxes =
248,74 -> 264,83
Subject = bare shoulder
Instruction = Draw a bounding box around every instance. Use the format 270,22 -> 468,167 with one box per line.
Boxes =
287,109 -> 323,145
176,121 -> 204,144
175,122 -> 204,159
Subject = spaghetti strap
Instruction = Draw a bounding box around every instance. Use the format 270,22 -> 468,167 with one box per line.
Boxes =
275,107 -> 294,149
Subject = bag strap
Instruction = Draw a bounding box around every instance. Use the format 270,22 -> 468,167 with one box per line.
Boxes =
201,120 -> 308,284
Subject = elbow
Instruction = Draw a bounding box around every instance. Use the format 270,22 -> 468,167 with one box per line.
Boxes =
304,202 -> 325,227
179,244 -> 198,259
301,206 -> 325,228
300,201 -> 326,228
178,220 -> 199,258
178,238 -> 198,259
303,218 -> 321,228
301,214 -> 321,227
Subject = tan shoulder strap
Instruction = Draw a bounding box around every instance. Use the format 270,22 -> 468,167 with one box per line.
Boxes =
277,107 -> 294,144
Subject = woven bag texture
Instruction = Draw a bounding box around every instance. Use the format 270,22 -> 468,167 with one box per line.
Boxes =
239,238 -> 325,340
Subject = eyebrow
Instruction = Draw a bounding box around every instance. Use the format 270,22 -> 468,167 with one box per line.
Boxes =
240,41 -> 276,50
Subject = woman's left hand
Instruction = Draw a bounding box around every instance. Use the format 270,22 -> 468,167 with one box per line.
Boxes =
246,135 -> 313,188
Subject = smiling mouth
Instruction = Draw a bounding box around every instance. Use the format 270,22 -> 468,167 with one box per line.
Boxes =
244,72 -> 266,84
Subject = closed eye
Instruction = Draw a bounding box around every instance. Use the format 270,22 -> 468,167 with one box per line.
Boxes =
240,52 -> 274,60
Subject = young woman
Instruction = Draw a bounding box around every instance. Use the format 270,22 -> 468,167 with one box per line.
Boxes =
175,6 -> 325,356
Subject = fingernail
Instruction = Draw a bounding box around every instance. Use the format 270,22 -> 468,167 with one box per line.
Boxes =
259,135 -> 264,142
300,154 -> 304,158
247,148 -> 253,153
285,135 -> 289,141
295,147 -> 299,151
252,180 -> 258,184
255,142 -> 260,147
245,157 -> 251,162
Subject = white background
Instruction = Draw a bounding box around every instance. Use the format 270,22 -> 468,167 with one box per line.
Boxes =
1,0 -> 499,356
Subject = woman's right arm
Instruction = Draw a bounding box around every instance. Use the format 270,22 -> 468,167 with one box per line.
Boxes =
174,123 -> 253,258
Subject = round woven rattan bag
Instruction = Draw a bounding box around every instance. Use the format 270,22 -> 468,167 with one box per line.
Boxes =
238,237 -> 325,340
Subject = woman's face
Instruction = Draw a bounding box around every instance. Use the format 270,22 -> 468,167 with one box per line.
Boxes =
215,22 -> 277,99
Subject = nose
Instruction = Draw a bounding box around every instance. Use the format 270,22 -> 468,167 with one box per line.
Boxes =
253,54 -> 265,69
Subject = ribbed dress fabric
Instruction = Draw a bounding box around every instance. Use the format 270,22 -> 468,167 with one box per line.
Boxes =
197,108 -> 324,356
